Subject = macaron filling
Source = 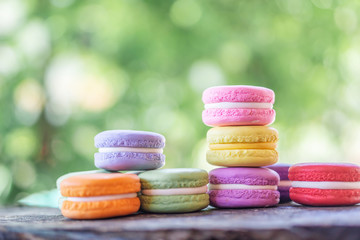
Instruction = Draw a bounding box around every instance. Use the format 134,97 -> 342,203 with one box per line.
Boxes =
142,185 -> 208,196
291,181 -> 360,189
66,193 -> 138,202
98,147 -> 163,154
278,180 -> 292,187
205,102 -> 273,109
209,184 -> 277,190
209,143 -> 277,150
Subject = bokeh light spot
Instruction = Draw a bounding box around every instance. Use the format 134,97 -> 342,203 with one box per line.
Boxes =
219,41 -> 251,74
45,54 -> 128,123
0,46 -> 20,76
14,79 -> 45,125
0,0 -> 25,36
189,61 -> 225,93
291,124 -> 341,163
77,76 -> 122,112
16,20 -> 51,62
343,124 -> 360,164
170,0 -> 202,28
276,0 -> 313,19
5,128 -> 38,158
335,7 -> 358,34
12,160 -> 37,189
311,0 -> 333,9
341,47 -> 360,82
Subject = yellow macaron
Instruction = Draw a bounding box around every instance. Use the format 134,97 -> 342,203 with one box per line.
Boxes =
207,126 -> 278,167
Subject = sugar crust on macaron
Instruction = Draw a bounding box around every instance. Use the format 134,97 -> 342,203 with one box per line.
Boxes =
139,168 -> 209,213
289,163 -> 360,206
202,85 -> 276,126
206,126 -> 279,167
208,167 -> 280,208
59,173 -> 141,219
94,130 -> 166,171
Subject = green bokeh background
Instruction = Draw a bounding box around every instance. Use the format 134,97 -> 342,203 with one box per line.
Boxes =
1,0 -> 360,205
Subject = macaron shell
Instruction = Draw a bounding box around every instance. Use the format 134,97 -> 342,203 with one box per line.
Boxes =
209,189 -> 279,208
56,170 -> 110,190
207,149 -> 278,167
61,197 -> 140,219
60,173 -> 140,197
209,167 -> 279,185
95,130 -> 165,148
289,163 -> 360,182
202,85 -> 275,104
139,168 -> 209,189
140,194 -> 209,213
267,163 -> 291,180
290,188 -> 360,206
202,108 -> 275,127
207,126 -> 278,144
94,152 -> 165,171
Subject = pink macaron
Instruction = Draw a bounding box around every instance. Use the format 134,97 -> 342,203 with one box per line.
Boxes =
202,85 -> 276,127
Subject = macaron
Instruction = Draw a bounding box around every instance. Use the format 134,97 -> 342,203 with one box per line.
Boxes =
207,126 -> 278,167
94,130 -> 165,171
59,173 -> 141,219
56,170 -> 143,191
202,85 -> 275,127
267,163 -> 292,203
288,163 -> 360,206
56,170 -> 109,191
208,167 -> 280,208
139,168 -> 209,213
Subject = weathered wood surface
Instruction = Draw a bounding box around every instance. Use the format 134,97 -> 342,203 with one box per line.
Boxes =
1,203 -> 360,240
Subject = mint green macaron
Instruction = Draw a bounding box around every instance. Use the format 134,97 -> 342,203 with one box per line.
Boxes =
139,168 -> 209,213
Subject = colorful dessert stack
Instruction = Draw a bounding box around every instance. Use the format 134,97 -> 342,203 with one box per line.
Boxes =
94,131 -> 209,213
57,130 -> 209,219
202,85 -> 281,208
58,130 -> 167,219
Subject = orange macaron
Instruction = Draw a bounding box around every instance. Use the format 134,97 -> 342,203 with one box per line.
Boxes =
59,173 -> 140,219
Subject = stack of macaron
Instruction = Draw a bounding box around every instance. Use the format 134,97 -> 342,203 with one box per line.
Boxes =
202,85 -> 281,208
58,130 -> 167,219
93,130 -> 209,213
58,130 -> 209,219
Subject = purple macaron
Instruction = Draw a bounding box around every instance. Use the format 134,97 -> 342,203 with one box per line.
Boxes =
267,163 -> 292,203
208,167 -> 280,208
94,130 -> 165,171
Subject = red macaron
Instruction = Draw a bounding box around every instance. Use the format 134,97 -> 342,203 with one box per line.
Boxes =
288,163 -> 360,206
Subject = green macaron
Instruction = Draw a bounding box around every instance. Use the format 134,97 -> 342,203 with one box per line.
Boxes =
139,168 -> 209,213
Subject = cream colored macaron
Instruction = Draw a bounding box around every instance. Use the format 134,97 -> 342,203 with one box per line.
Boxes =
207,126 -> 278,167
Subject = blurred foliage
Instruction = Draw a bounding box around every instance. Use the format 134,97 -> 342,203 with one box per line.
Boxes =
1,0 -> 360,205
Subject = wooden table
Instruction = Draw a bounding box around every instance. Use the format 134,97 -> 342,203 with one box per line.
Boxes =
1,203 -> 360,240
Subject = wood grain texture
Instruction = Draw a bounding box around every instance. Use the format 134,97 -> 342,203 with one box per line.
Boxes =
1,203 -> 360,240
